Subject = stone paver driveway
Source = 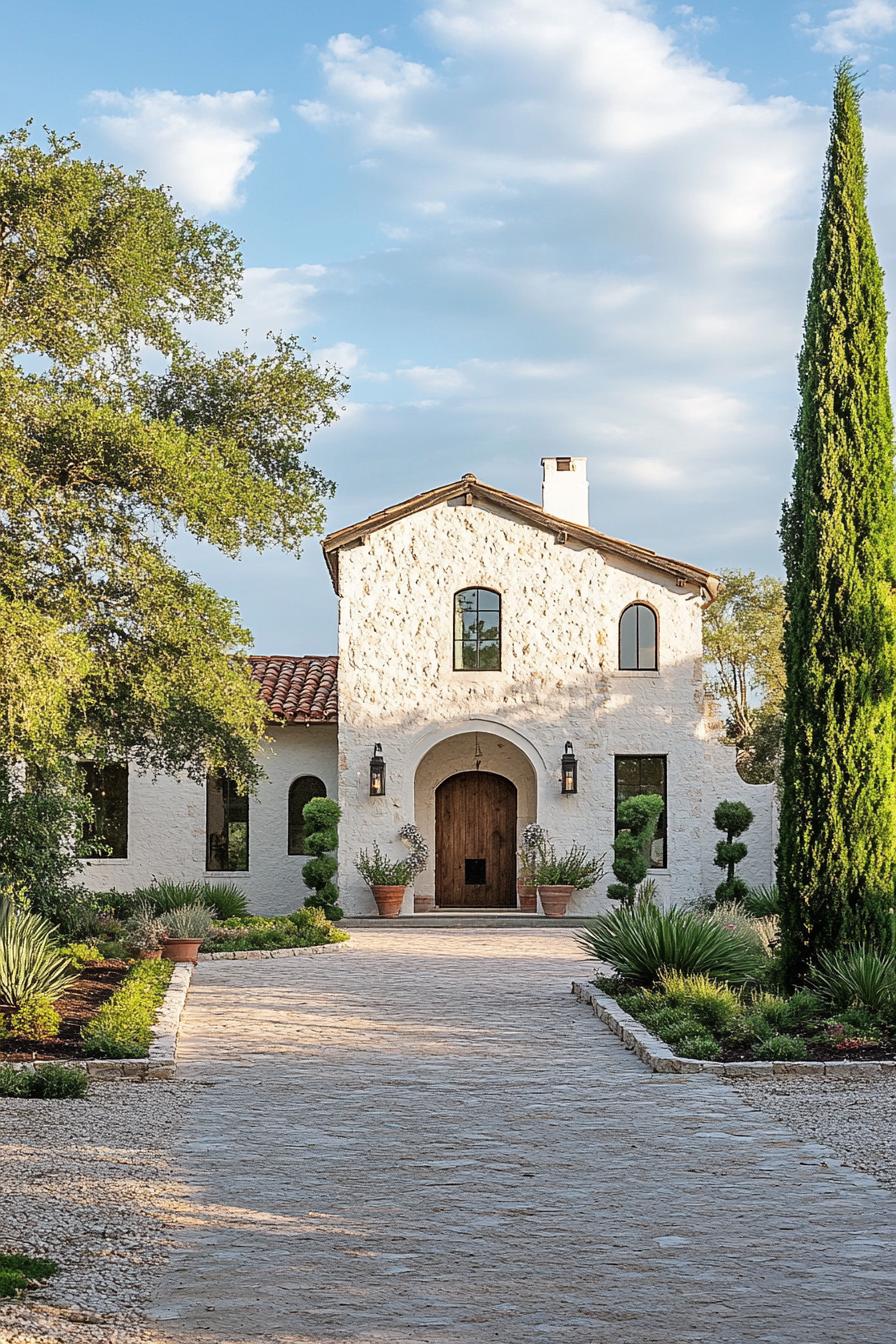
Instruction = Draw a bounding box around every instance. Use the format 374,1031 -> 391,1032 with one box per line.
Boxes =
150,929 -> 896,1344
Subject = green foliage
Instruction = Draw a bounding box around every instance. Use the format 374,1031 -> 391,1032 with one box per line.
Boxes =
61,942 -> 103,970
533,842 -> 605,890
135,880 -> 249,921
808,945 -> 896,1013
0,1250 -> 57,1297
123,903 -> 167,954
0,904 -> 78,1010
754,1034 -> 806,1062
709,902 -> 779,957
0,759 -> 91,925
303,797 -> 342,921
162,902 -> 215,940
356,841 -> 412,889
656,970 -> 741,1033
0,1064 -> 87,1100
578,903 -> 765,985
703,569 -> 785,783
81,957 -> 172,1058
202,906 -> 349,952
779,65 -> 896,981
675,1033 -> 722,1061
10,993 -> 61,1041
0,125 -> 348,795
607,794 -> 664,905
712,801 -> 753,904
742,884 -> 781,918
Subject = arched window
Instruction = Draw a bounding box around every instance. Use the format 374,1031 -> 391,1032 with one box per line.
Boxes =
454,588 -> 501,670
619,603 -> 657,671
288,776 -> 327,854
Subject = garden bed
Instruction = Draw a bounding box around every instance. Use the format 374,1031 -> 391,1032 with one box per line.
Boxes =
0,960 -> 130,1062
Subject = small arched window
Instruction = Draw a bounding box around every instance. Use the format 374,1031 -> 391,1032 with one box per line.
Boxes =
454,588 -> 501,670
288,776 -> 327,855
619,603 -> 657,671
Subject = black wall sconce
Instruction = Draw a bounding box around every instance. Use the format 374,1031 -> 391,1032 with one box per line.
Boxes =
561,741 -> 578,795
369,743 -> 386,796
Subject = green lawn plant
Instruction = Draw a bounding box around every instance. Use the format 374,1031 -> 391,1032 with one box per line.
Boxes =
302,797 -> 343,921
0,1063 -> 88,1099
778,64 -> 896,980
712,800 -> 753,904
61,942 -> 103,970
9,993 -> 61,1042
81,958 -> 172,1058
607,794 -> 664,905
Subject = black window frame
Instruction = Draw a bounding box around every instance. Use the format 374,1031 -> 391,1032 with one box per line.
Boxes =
287,775 -> 327,855
79,761 -> 129,859
453,587 -> 502,671
206,771 -> 249,872
614,754 -> 667,869
618,602 -> 658,671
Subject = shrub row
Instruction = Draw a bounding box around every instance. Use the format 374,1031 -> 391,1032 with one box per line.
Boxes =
201,906 -> 349,953
80,958 -> 172,1059
0,1062 -> 88,1099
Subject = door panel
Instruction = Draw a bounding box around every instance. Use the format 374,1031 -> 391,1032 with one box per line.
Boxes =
435,771 -> 517,908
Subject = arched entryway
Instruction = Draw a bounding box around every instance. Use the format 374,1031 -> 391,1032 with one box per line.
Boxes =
435,771 -> 517,908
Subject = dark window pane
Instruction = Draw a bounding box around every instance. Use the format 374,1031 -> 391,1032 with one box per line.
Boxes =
461,641 -> 479,669
207,772 -> 249,871
80,762 -> 128,858
288,776 -> 327,855
478,641 -> 500,669
453,588 -> 502,670
478,590 -> 500,610
619,605 -> 638,668
614,756 -> 667,869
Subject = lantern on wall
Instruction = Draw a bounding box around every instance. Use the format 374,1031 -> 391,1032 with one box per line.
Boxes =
560,741 -> 578,795
369,744 -> 386,796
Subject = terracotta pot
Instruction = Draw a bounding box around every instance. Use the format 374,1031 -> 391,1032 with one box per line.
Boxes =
370,885 -> 406,918
138,948 -> 162,961
537,884 -> 576,918
161,937 -> 203,964
414,892 -> 435,913
517,883 -> 537,913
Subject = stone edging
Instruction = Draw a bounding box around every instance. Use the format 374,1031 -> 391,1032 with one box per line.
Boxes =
3,961 -> 193,1082
198,941 -> 351,961
571,980 -> 896,1078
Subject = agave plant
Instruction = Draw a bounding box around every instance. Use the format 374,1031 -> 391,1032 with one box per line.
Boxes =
577,902 -> 765,986
0,903 -> 78,1011
135,880 -> 249,921
808,945 -> 896,1014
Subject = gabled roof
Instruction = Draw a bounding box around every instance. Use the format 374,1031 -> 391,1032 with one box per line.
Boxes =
248,655 -> 338,724
321,474 -> 719,599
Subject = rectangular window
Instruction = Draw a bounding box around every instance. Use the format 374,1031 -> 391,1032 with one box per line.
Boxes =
206,772 -> 249,872
614,755 -> 667,868
80,762 -> 128,859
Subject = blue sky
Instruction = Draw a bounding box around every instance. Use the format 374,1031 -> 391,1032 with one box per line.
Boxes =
4,0 -> 896,651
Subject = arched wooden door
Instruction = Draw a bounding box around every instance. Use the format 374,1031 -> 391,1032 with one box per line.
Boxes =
435,771 -> 517,908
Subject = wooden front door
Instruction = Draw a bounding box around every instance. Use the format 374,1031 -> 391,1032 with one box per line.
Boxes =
435,771 -> 517,908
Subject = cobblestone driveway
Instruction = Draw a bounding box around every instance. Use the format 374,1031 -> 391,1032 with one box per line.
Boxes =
149,929 -> 896,1344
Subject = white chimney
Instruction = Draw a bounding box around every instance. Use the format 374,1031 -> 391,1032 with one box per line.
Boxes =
541,456 -> 589,527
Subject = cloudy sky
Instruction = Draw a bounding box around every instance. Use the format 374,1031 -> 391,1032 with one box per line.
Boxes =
5,0 -> 896,650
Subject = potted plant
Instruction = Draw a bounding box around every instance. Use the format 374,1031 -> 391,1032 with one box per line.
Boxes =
124,902 -> 168,960
161,902 -> 215,963
517,823 -> 548,913
535,842 -> 606,918
356,843 -> 414,918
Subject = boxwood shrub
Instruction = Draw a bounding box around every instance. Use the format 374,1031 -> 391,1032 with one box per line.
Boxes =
81,958 -> 172,1058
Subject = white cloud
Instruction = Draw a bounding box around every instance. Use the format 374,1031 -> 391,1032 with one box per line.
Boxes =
797,0 -> 896,57
294,33 -> 435,146
88,88 -> 278,212
189,265 -> 326,351
314,341 -> 365,372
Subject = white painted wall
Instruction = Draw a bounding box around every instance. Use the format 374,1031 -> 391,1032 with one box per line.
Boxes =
79,724 -> 338,916
335,495 -> 774,914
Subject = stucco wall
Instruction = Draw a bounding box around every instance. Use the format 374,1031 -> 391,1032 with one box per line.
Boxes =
336,496 -> 774,914
79,724 -> 338,916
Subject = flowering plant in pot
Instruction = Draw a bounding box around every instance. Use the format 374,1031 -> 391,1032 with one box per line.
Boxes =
517,823 -> 548,912
161,902 -> 215,963
356,843 -> 414,918
124,902 -> 168,960
534,843 -> 606,918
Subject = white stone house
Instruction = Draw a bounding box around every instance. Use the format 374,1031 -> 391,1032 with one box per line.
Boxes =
79,458 -> 774,916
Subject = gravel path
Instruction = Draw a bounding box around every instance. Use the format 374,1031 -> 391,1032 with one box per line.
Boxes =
730,1074 -> 896,1192
0,1082 -> 193,1344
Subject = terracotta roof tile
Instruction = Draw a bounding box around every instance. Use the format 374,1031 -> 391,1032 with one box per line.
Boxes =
248,656 -> 338,724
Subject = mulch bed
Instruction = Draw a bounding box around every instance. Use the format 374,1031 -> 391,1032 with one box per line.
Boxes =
0,961 -> 130,1061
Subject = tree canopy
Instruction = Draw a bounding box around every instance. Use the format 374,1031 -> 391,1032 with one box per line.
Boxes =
0,125 -> 348,785
778,65 -> 896,980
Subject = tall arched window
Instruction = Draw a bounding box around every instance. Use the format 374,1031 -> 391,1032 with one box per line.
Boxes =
619,603 -> 658,670
288,776 -> 327,854
454,588 -> 501,670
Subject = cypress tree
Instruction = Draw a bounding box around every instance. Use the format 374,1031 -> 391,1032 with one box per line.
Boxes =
778,63 -> 896,982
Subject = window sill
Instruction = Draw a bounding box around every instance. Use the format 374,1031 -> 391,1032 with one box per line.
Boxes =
84,857 -> 130,864
205,871 -> 251,878
612,670 -> 660,679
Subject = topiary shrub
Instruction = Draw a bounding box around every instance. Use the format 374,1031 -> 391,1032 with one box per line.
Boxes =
302,797 -> 342,922
713,800 -> 754,904
607,794 -> 664,906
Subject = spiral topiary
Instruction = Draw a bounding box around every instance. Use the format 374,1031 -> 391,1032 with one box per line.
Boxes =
302,797 -> 343,922
713,800 -> 753,905
607,794 -> 665,906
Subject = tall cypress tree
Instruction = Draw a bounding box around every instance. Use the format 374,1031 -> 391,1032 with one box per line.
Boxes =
778,63 -> 896,982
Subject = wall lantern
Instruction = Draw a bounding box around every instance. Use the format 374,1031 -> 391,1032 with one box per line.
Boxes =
561,741 -> 578,795
369,743 -> 386,796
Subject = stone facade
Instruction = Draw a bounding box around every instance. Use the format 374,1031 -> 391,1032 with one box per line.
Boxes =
79,461 -> 774,916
